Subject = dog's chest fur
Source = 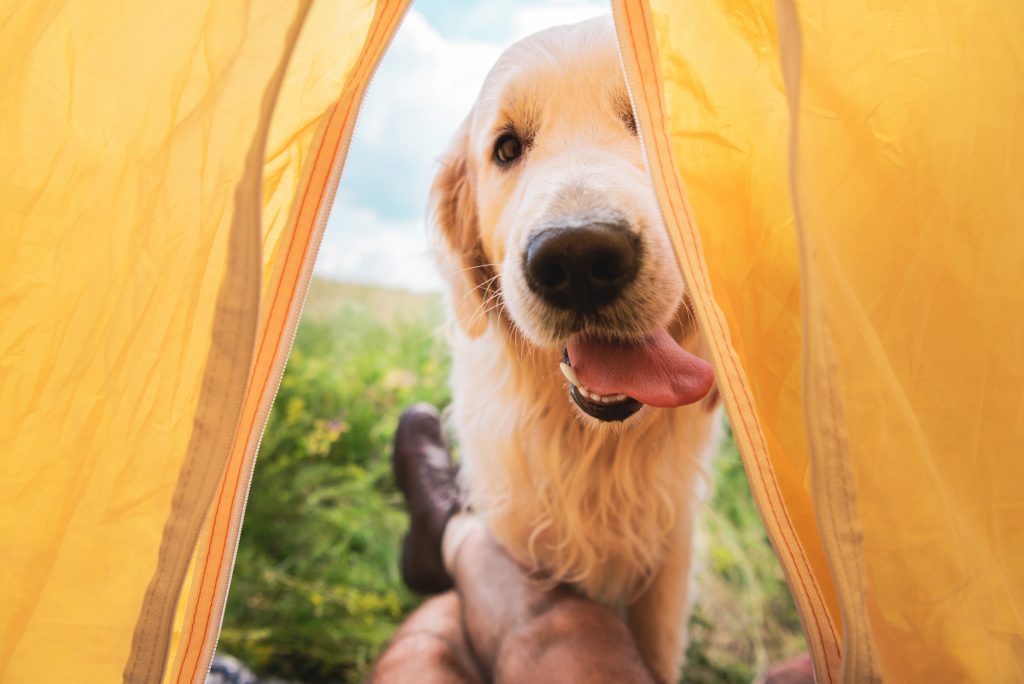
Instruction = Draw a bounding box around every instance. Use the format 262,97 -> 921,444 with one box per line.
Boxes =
449,325 -> 716,604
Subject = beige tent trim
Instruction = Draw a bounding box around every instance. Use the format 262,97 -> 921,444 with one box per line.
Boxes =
774,1 -> 882,681
163,1 -> 412,681
121,3 -> 314,681
611,1 -> 843,680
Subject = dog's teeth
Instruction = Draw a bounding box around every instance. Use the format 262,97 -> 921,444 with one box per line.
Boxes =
561,366 -> 630,406
559,362 -> 581,388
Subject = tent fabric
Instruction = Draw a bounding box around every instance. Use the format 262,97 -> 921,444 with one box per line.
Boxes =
162,3 -> 408,682
781,2 -> 1024,681
1,0 -> 1021,682
614,0 -> 1024,682
610,0 -> 845,677
1,0 -> 404,681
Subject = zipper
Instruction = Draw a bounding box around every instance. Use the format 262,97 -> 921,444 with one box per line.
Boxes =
194,2 -> 415,680
608,1 -> 654,213
605,0 -> 835,678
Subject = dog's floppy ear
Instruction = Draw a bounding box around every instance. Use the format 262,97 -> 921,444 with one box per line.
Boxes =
430,121 -> 494,339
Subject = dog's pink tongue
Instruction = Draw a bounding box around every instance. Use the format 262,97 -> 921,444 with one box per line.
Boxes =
566,329 -> 714,408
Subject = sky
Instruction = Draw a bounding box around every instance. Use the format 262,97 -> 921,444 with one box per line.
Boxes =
315,0 -> 607,293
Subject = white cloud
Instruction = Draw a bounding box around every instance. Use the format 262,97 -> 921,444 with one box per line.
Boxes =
317,203 -> 441,293
508,1 -> 608,41
362,11 -> 500,143
321,8 -> 503,292
421,0 -> 607,43
334,10 -> 500,222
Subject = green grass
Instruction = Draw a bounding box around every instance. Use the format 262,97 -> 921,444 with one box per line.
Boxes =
218,278 -> 805,683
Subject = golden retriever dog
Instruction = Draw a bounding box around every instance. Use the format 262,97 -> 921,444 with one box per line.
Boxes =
430,17 -> 719,683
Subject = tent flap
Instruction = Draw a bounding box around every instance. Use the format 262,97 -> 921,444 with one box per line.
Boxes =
0,0 -> 407,681
619,0 -> 1024,681
787,1 -> 1024,681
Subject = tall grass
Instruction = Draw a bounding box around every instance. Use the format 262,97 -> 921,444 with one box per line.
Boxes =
218,281 -> 805,683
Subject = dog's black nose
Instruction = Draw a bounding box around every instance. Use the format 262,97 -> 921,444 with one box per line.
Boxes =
524,223 -> 640,312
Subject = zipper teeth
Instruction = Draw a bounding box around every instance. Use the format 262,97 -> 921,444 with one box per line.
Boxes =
605,0 -> 830,671
608,2 -> 654,206
196,3 -> 414,680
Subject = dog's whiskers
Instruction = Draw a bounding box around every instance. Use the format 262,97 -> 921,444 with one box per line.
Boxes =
445,262 -> 501,279
457,272 -> 501,314
673,297 -> 697,335
465,278 -> 504,332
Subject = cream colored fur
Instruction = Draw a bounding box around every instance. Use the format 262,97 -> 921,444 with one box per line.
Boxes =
430,17 -> 720,683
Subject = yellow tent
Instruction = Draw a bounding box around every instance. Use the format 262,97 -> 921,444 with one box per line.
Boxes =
1,1 -> 1020,682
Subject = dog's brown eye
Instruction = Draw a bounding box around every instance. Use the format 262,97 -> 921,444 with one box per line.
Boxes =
493,133 -> 523,165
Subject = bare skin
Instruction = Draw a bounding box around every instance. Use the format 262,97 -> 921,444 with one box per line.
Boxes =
368,591 -> 483,684
370,516 -> 656,684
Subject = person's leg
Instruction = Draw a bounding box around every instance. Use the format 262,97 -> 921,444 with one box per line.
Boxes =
368,591 -> 483,684
370,405 -> 476,684
385,404 -> 812,684
390,403 -> 655,684
442,514 -> 656,684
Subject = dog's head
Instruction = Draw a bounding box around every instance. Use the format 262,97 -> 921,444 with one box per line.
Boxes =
432,18 -> 712,423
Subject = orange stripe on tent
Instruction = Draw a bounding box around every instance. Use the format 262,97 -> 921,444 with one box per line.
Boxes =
626,1 -> 840,663
170,1 -> 410,681
613,1 -> 841,679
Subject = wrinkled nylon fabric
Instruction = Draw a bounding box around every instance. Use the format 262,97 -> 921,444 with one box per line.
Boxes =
0,0 -> 380,682
0,2 -> 266,680
635,0 -> 842,676
637,0 -> 1024,681
787,1 -> 1024,681
166,1 -> 396,681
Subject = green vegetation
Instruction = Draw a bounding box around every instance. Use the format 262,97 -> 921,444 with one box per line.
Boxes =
685,436 -> 807,682
219,279 -> 805,683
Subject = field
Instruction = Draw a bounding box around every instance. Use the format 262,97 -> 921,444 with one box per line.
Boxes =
218,279 -> 806,683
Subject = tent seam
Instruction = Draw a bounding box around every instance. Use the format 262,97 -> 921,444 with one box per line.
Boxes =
619,0 -> 841,677
170,1 -> 407,681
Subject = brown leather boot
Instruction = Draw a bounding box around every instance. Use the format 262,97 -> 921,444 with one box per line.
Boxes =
392,403 -> 461,594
